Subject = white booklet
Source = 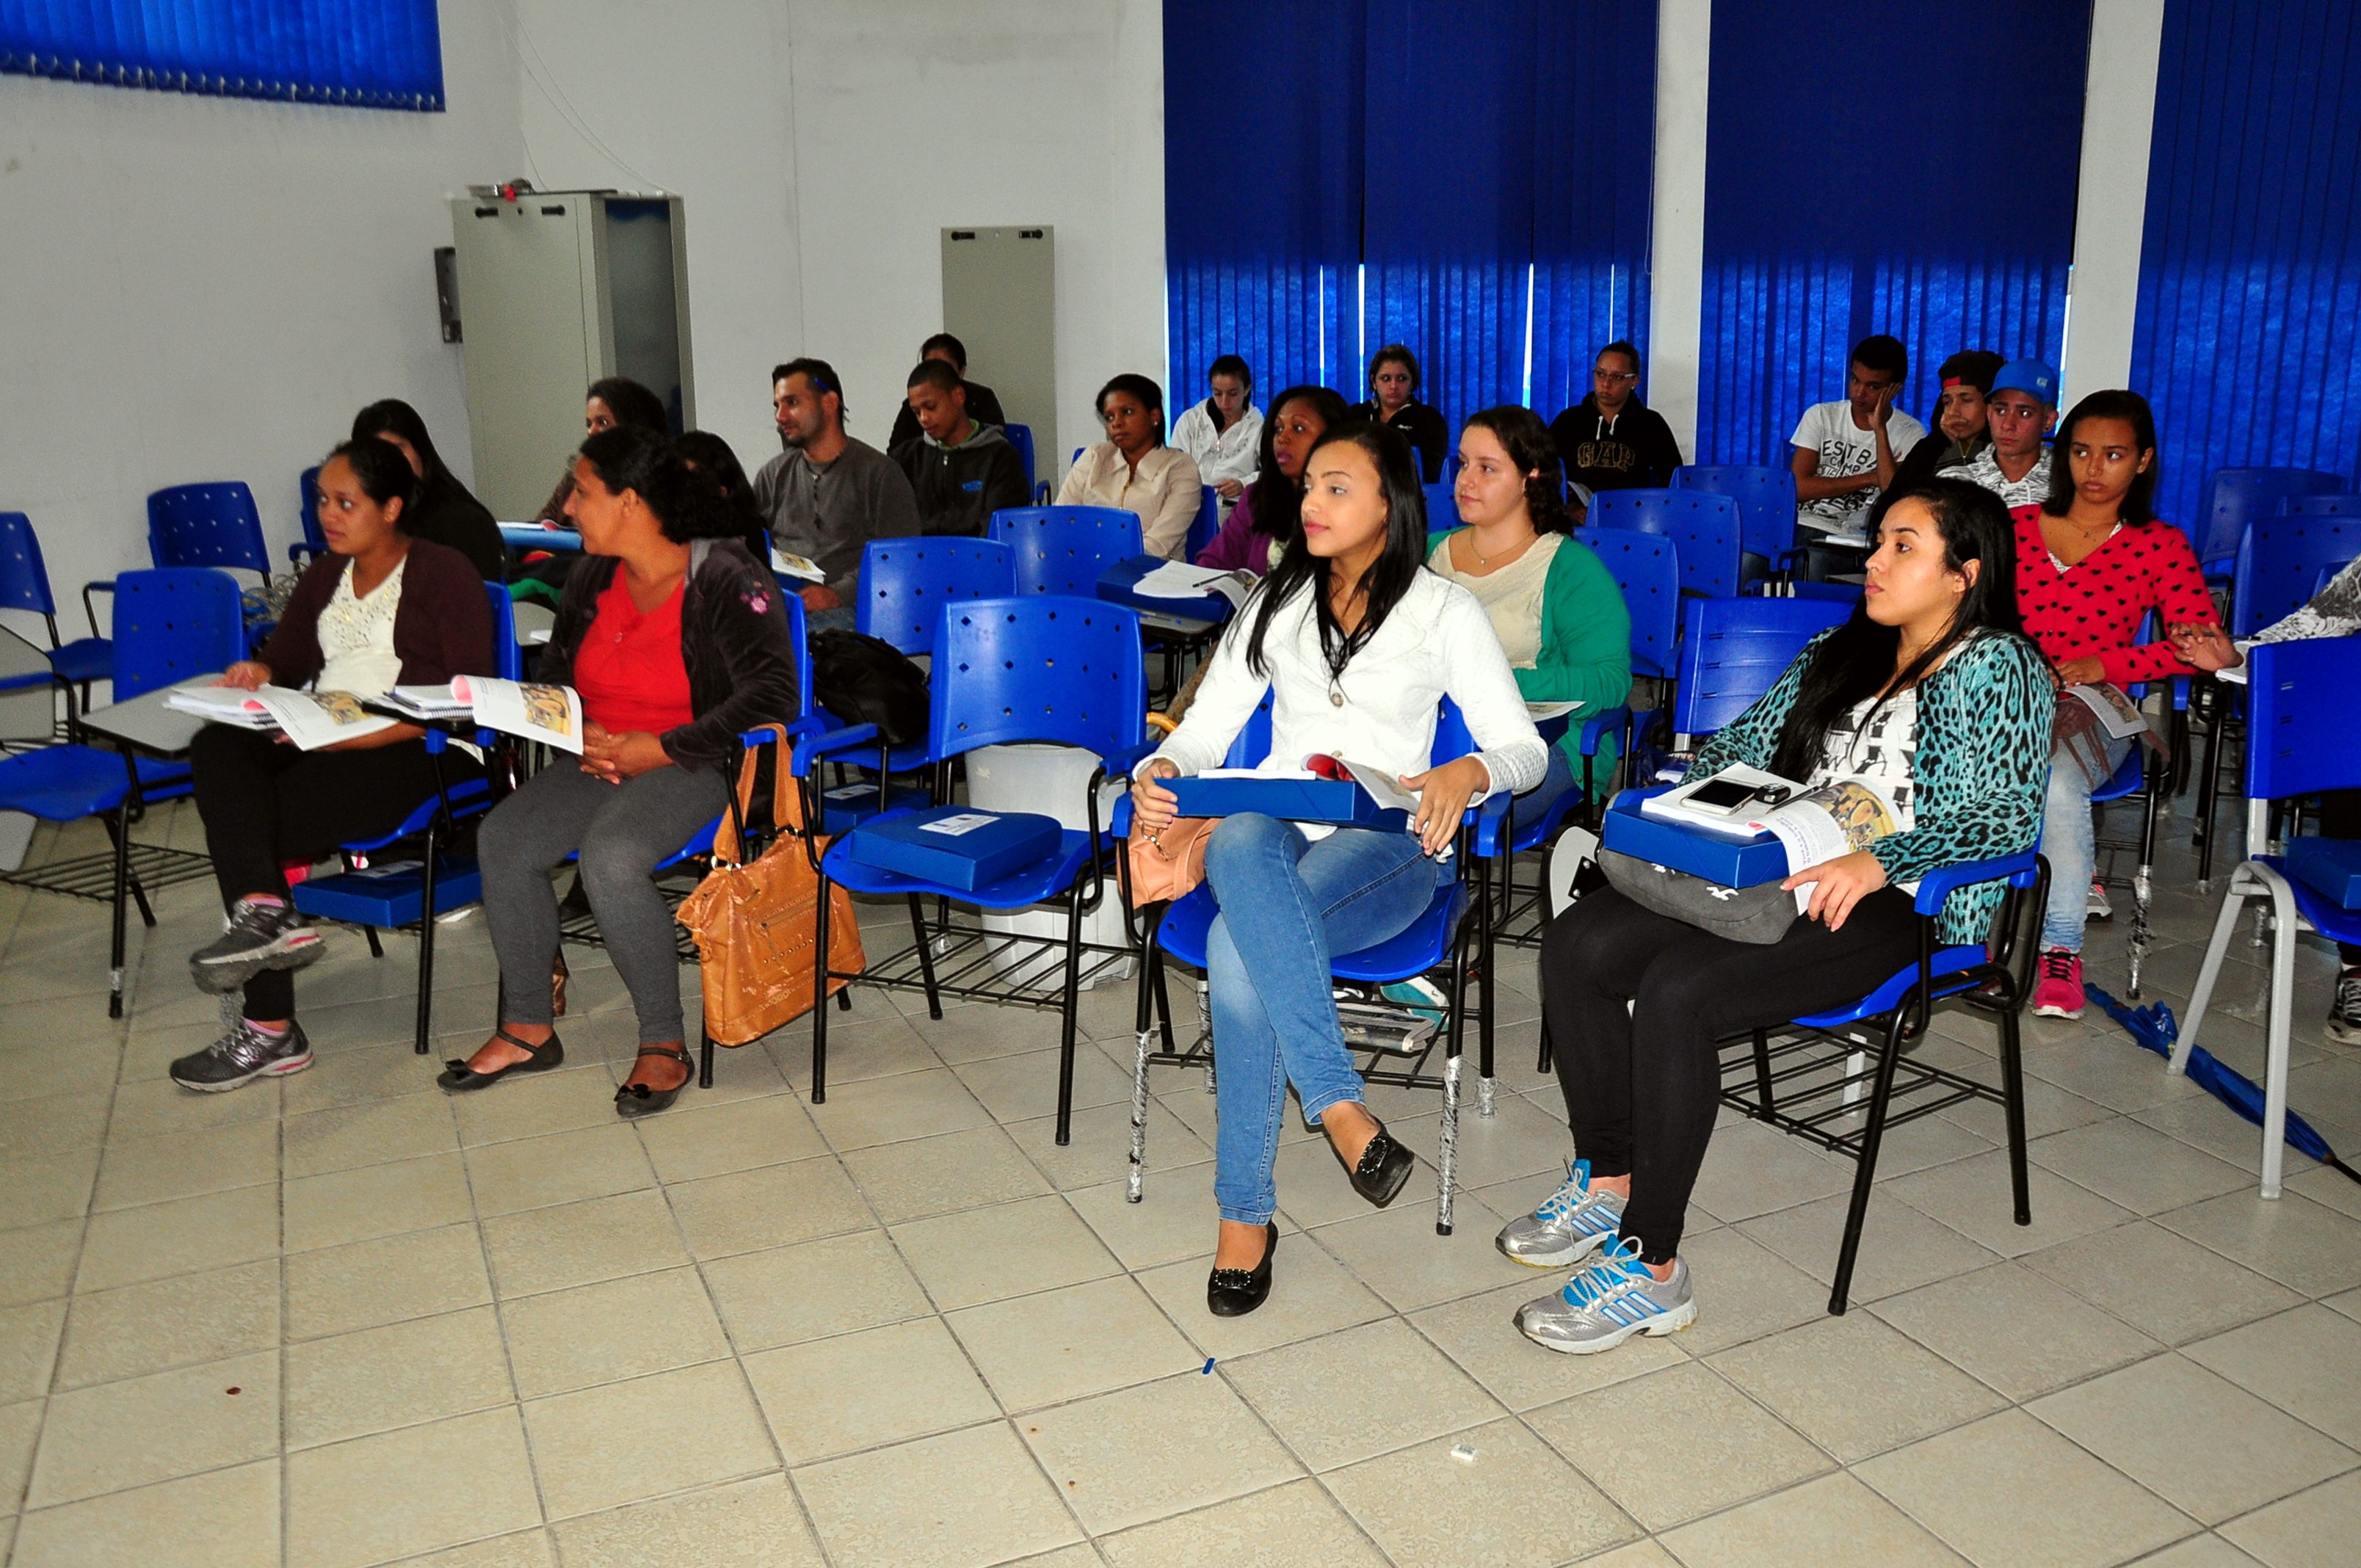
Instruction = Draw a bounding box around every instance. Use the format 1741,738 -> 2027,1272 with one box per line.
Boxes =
379,677 -> 585,754
1526,700 -> 1583,722
1641,764 -> 1901,910
770,548 -> 825,584
1133,559 -> 1256,611
2061,681 -> 2150,741
165,684 -> 399,750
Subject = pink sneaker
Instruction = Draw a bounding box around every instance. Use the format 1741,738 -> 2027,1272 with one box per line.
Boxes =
2033,948 -> 2085,1019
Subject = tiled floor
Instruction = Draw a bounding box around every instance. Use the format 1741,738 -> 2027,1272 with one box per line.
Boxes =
0,792 -> 2357,1566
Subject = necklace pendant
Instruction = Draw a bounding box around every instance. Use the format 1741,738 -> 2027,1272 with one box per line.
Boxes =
1329,686 -> 1344,708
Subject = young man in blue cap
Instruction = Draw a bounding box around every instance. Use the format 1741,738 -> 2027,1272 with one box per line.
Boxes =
1951,357 -> 2059,509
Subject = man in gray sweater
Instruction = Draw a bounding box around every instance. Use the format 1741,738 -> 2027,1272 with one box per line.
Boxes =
752,357 -> 920,623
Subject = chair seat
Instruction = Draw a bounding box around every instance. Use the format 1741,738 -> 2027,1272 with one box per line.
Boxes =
293,857 -> 484,927
0,746 -> 134,821
822,827 -> 1100,911
336,779 -> 493,855
1791,945 -> 1990,1028
2257,855 -> 2361,948
1156,876 -> 1470,982
48,638 -> 112,685
813,776 -> 936,836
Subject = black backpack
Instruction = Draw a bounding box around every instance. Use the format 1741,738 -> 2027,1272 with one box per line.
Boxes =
808,629 -> 930,747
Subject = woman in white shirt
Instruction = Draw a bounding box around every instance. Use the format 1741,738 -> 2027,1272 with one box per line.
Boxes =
171,440 -> 494,1092
1057,374 -> 1205,558
1169,354 -> 1263,504
1131,422 -> 1546,1316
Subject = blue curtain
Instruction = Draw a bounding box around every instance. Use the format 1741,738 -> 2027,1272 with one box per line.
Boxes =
1,1 -> 445,110
1165,0 -> 1363,406
1165,1 -> 1658,429
2130,0 -> 2361,532
1694,1 -> 2089,465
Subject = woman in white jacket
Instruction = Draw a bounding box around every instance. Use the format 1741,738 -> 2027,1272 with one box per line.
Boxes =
1131,421 -> 1545,1316
1170,354 -> 1263,504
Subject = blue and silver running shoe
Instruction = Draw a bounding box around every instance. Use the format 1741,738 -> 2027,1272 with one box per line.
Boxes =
1515,1235 -> 1696,1354
1494,1159 -> 1625,1268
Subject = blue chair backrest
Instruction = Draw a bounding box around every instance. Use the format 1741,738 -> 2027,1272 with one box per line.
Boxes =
1186,487 -> 1221,561
2199,466 -> 2345,565
2317,559 -> 2355,598
483,582 -> 522,682
1423,482 -> 1460,531
1583,527 -> 1680,680
1219,693 -> 1276,769
858,538 -> 1017,655
147,483 -> 270,576
1673,465 -> 1796,569
929,596 -> 1145,761
2245,637 -> 2361,805
298,466 -> 326,551
2231,505 -> 2361,636
1590,488 -> 1741,599
988,507 -> 1144,596
0,512 -> 59,618
1672,595 -> 1852,737
1002,423 -> 1036,488
112,568 -> 244,700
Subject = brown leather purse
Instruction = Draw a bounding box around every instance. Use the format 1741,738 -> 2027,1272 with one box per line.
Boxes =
1125,816 -> 1218,905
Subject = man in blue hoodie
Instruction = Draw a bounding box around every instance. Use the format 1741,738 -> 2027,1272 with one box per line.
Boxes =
891,359 -> 1031,537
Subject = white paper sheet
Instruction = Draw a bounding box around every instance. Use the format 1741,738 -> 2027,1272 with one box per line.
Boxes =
451,675 -> 585,754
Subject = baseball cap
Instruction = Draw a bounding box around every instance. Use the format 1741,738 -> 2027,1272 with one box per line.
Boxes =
1990,358 -> 2061,406
1937,349 -> 2005,396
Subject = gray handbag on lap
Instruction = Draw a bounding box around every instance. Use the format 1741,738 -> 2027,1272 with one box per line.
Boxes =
1597,847 -> 1799,945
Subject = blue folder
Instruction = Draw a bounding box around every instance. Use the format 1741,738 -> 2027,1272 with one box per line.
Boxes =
1166,774 -> 1410,832
1601,794 -> 1788,888
2287,838 -> 2361,910
846,806 -> 1064,890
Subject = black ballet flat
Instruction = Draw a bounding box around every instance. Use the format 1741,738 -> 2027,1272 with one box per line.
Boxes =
614,1045 -> 694,1119
438,1026 -> 564,1092
1207,1223 -> 1277,1317
1336,1116 -> 1417,1208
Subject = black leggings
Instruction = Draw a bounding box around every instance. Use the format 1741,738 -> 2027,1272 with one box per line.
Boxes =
189,725 -> 478,1020
1539,885 -> 1921,1263
2323,790 -> 2361,966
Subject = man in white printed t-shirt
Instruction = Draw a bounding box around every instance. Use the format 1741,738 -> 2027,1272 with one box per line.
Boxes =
1789,334 -> 1928,548
1948,357 -> 2059,511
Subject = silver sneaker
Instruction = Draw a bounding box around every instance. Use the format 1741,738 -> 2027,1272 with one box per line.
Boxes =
169,1018 -> 313,1092
2327,969 -> 2361,1049
2086,877 -> 2114,921
1495,1158 -> 1626,1268
1515,1235 -> 1696,1354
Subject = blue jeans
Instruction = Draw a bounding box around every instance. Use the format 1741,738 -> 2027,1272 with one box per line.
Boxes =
1204,816 -> 1448,1224
2039,734 -> 2133,952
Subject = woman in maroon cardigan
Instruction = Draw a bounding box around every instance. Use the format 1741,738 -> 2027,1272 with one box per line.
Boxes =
170,439 -> 494,1093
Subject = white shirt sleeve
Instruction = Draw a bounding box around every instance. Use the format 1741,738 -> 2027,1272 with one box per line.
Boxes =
1436,589 -> 1548,796
1791,403 -> 1829,451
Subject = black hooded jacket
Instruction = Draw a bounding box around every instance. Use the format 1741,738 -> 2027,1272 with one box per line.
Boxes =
1548,395 -> 1683,498
889,423 -> 1031,537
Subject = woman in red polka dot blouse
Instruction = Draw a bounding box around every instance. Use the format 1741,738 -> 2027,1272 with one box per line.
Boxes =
2011,390 -> 2233,1019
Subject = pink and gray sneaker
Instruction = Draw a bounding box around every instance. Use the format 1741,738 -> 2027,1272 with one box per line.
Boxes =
2033,948 -> 2086,1020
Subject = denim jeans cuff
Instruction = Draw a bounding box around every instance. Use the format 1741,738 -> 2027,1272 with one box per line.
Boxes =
1216,1204 -> 1275,1226
1298,1088 -> 1366,1125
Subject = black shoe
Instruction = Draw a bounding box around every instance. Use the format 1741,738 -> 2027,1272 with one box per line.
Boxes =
438,1026 -> 564,1092
170,1018 -> 313,1092
1335,1115 -> 1417,1208
1207,1223 -> 1277,1316
614,1045 -> 693,1119
188,897 -> 324,994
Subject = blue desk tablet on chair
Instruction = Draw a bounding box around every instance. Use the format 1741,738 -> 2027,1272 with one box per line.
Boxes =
1165,774 -> 1411,831
845,805 -> 1064,891
1600,792 -> 1788,888
2286,839 -> 2361,909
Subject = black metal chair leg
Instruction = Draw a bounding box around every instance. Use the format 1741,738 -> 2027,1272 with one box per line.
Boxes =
1996,999 -> 2033,1227
1752,1027 -> 1776,1117
1536,1022 -> 1553,1075
699,1028 -> 715,1089
413,821 -> 440,1054
363,926 -> 385,959
810,874 -> 833,1104
1828,1005 -> 1913,1315
907,893 -> 943,1020
1053,887 -> 1085,1146
106,802 -> 130,1018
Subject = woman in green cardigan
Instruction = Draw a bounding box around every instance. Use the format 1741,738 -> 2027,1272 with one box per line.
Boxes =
1427,405 -> 1631,828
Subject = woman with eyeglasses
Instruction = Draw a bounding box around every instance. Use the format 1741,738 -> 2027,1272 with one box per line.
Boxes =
1056,373 -> 1205,559
1546,342 -> 1683,522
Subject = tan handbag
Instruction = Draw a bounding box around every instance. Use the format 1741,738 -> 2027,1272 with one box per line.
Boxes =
675,725 -> 866,1046
1125,816 -> 1218,905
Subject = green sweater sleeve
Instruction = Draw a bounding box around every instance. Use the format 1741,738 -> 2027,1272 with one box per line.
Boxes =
1517,537 -> 1631,714
1863,633 -> 2051,886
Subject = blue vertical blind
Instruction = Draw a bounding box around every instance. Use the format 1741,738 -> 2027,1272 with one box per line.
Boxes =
1165,0 -> 1658,431
1,1 -> 445,110
1694,1 -> 2089,466
2130,0 -> 2361,533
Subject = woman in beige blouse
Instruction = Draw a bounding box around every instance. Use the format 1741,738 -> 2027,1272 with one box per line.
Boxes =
1057,373 -> 1205,558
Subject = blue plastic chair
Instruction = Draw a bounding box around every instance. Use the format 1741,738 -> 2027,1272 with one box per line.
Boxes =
1002,423 -> 1036,489
856,538 -> 1018,656
1674,465 -> 1799,581
1185,486 -> 1222,561
0,567 -> 246,1016
0,512 -> 113,708
1423,481 -> 1461,531
1671,595 -> 1852,742
989,507 -> 1145,595
1582,528 -> 1680,681
2196,467 -> 2345,576
2177,636 -> 2361,1196
808,597 -> 1149,1143
147,483 -> 272,578
2230,498 -> 2361,638
1114,695 -> 1507,1234
1591,488 -> 1743,599
291,466 -> 328,567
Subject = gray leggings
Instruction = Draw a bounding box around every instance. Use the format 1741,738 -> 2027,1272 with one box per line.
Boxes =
479,762 -> 728,1043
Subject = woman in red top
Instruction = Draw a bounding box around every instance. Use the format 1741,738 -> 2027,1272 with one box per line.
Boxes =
446,427 -> 802,1117
2012,390 -> 2230,1018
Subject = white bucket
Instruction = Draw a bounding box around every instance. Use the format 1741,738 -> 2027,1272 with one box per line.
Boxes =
965,743 -> 1134,985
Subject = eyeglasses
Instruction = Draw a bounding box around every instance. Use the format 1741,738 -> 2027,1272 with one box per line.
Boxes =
1593,369 -> 1638,383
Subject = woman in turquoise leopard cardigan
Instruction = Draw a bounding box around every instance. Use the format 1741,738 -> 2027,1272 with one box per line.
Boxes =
1498,478 -> 2050,1357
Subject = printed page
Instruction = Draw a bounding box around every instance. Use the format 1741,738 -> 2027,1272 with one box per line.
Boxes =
770,548 -> 825,583
453,675 -> 585,755
247,688 -> 400,751
164,684 -> 274,725
379,683 -> 472,719
2062,682 -> 2150,741
1314,756 -> 1422,815
1762,781 -> 1899,912
1133,561 -> 1241,600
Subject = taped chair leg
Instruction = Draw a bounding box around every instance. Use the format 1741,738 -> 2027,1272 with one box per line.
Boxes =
1127,1026 -> 1151,1204
1437,1053 -> 1461,1236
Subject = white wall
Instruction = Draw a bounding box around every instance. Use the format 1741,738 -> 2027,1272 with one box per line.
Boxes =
0,0 -> 523,609
515,0 -> 1167,479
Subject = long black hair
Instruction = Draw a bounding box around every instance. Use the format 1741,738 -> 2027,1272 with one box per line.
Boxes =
577,426 -> 738,545
319,438 -> 418,529
350,399 -> 454,485
672,429 -> 769,554
1243,420 -> 1427,682
1766,477 -> 2027,782
587,377 -> 670,435
1096,373 -> 1167,446
1242,385 -> 1350,542
1459,405 -> 1571,535
2042,388 -> 2161,525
